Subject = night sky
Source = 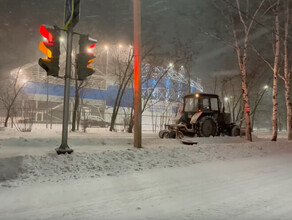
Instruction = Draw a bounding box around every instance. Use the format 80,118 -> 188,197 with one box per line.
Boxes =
0,0 -> 237,78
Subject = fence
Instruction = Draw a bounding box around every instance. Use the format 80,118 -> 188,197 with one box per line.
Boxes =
0,108 -> 174,132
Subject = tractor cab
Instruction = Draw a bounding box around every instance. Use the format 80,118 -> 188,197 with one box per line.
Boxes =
183,93 -> 221,114
176,93 -> 221,124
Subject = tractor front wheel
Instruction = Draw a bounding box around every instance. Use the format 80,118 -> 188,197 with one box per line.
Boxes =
230,125 -> 240,136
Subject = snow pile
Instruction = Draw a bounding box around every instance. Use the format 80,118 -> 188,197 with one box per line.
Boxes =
1,139 -> 292,186
0,156 -> 23,181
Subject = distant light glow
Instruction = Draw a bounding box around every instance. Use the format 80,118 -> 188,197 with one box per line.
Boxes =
119,44 -> 123,49
264,85 -> 268,89
169,63 -> 174,68
22,79 -> 28,84
59,37 -> 64,42
224,97 -> 229,101
104,45 -> 108,51
195,93 -> 199,98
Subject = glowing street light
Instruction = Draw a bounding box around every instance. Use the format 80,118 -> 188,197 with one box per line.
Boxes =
264,85 -> 268,89
118,44 -> 123,49
22,79 -> 28,84
169,63 -> 174,68
224,97 -> 229,102
104,45 -> 108,51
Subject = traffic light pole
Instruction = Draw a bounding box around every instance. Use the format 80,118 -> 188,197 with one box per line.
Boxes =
56,26 -> 74,154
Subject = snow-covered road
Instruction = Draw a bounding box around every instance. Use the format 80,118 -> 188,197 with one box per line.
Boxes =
1,153 -> 292,220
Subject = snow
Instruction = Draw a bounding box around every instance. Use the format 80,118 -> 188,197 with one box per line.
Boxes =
1,128 -> 292,219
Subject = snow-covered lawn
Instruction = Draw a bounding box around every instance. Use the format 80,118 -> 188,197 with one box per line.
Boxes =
0,128 -> 292,219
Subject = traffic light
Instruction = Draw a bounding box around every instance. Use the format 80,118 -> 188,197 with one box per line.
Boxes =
38,25 -> 60,77
76,35 -> 97,80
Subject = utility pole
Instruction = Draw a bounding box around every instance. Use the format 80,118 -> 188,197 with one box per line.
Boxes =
46,75 -> 49,129
133,0 -> 142,148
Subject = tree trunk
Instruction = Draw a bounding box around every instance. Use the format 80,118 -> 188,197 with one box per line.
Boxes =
242,78 -> 252,141
283,0 -> 292,140
287,104 -> 292,139
4,107 -> 11,127
271,1 -> 280,141
109,72 -> 133,131
72,81 -> 80,132
127,105 -> 134,133
4,114 -> 9,127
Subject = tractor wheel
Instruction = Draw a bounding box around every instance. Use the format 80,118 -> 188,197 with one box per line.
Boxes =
177,131 -> 184,139
161,131 -> 170,139
168,131 -> 177,139
230,125 -> 240,136
198,116 -> 218,137
159,130 -> 167,138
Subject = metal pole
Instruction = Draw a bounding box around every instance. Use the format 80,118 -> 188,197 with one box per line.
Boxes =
133,0 -> 142,148
56,26 -> 73,154
46,76 -> 49,128
106,50 -> 108,76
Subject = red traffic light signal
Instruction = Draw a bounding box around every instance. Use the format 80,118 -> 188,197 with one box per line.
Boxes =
38,25 -> 60,77
76,35 -> 97,80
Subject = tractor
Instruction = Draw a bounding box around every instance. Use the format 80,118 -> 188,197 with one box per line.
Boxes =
159,93 -> 240,139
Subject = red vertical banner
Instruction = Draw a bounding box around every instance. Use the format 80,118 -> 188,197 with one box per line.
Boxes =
133,0 -> 142,148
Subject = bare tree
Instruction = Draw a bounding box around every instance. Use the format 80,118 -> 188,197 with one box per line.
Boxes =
271,0 -> 280,141
202,0 -> 266,141
0,68 -> 27,127
109,47 -> 134,131
71,79 -> 86,132
278,0 -> 292,140
251,0 -> 280,140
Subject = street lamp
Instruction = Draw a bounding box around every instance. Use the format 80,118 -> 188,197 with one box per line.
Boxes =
224,97 -> 229,102
264,85 -> 268,89
104,45 -> 109,77
118,44 -> 123,61
169,63 -> 174,68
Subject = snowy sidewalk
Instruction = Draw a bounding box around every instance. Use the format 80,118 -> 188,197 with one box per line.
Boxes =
1,153 -> 292,220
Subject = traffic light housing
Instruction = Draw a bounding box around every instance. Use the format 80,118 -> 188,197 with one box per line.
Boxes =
76,35 -> 97,80
38,25 -> 60,77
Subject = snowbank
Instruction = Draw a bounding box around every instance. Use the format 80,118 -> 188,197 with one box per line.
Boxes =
1,128 -> 292,186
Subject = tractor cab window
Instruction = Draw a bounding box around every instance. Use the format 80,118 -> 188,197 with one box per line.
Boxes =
184,97 -> 198,112
201,98 -> 210,110
210,98 -> 219,111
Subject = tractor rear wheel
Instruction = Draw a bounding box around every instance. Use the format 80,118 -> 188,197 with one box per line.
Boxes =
198,116 -> 218,137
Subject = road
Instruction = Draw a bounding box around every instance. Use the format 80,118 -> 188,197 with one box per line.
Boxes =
1,153 -> 292,219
